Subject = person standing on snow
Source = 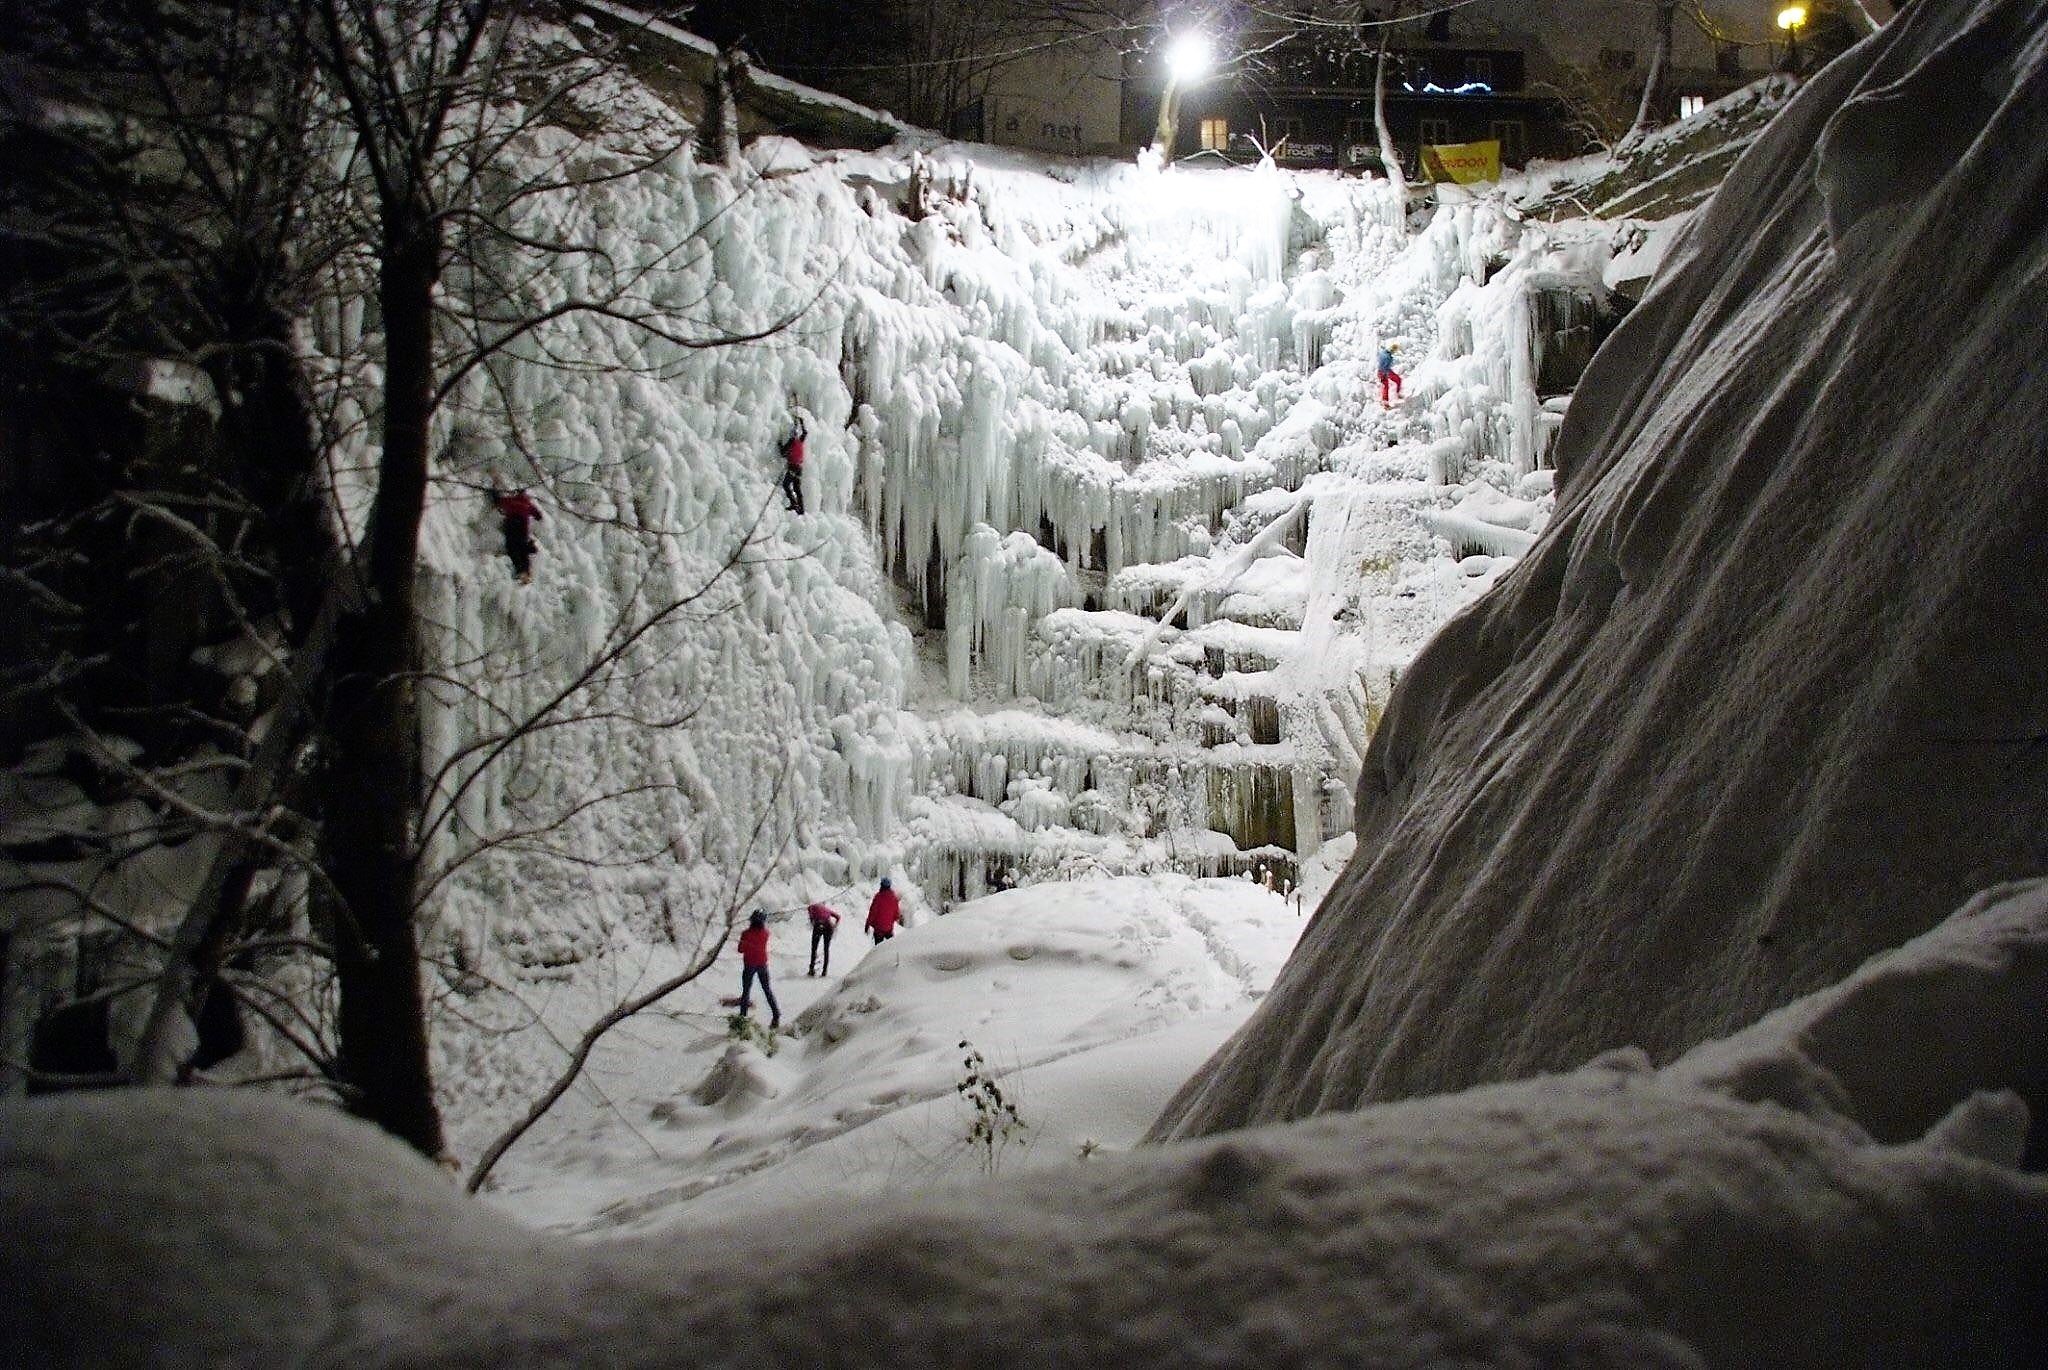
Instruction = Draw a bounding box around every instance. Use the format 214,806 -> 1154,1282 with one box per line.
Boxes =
1377,342 -> 1404,408
493,487 -> 542,584
737,909 -> 780,1030
780,417 -> 807,515
806,901 -> 841,976
865,877 -> 901,944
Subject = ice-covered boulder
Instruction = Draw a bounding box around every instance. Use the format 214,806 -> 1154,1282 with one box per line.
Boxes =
6,882 -> 2047,1364
1153,0 -> 2048,1139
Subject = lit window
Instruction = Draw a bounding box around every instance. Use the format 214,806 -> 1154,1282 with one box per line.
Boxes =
1678,93 -> 1706,119
1199,118 -> 1230,151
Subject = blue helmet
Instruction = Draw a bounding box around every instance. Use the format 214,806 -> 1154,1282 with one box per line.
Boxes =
879,877 -> 892,890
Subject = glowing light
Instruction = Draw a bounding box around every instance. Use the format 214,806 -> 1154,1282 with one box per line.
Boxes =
1166,33 -> 1213,85
1776,4 -> 1808,29
1402,81 -> 1495,95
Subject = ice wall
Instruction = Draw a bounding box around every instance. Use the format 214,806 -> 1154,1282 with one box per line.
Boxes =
1154,0 -> 2048,1140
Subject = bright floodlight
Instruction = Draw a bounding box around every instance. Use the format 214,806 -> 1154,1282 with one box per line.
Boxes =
1776,4 -> 1808,29
1166,33 -> 1213,84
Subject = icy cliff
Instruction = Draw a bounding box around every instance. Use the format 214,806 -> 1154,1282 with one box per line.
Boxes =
1153,0 -> 2048,1140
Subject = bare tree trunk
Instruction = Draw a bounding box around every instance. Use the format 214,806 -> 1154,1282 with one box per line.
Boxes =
1374,31 -> 1408,221
323,225 -> 445,1159
1625,1 -> 1677,144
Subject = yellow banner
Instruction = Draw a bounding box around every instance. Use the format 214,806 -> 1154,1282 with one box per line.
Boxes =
1421,138 -> 1501,184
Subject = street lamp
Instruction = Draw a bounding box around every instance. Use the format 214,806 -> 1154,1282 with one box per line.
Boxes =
1151,32 -> 1214,166
1777,5 -> 1808,73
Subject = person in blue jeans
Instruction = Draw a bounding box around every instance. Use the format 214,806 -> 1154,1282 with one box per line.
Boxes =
737,910 -> 779,1029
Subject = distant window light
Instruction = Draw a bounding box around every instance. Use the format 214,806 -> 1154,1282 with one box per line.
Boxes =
1465,56 -> 1492,82
1599,48 -> 1637,71
1199,117 -> 1229,151
1678,93 -> 1707,118
1419,117 -> 1452,145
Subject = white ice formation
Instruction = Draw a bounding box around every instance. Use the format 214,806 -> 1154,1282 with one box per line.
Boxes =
1153,0 -> 2048,1141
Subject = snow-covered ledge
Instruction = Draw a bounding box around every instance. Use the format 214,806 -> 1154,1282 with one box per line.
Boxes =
5,880 -> 2045,1364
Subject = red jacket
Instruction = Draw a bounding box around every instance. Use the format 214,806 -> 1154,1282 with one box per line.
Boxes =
495,491 -> 541,523
866,889 -> 900,935
808,903 -> 840,928
783,433 -> 806,470
738,924 -> 770,968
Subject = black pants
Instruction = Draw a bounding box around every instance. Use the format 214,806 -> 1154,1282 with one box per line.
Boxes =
808,924 -> 834,975
502,520 -> 535,578
780,465 -> 804,515
871,928 -> 893,945
739,964 -> 779,1027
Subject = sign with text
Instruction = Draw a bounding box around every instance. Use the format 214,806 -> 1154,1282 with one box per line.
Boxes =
988,96 -> 1090,154
1421,138 -> 1501,184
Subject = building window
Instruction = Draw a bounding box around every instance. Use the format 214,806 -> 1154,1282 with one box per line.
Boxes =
1490,120 -> 1525,164
1199,117 -> 1229,151
1465,55 -> 1492,83
1344,117 -> 1372,145
1599,48 -> 1636,71
1678,93 -> 1706,119
1419,117 -> 1452,146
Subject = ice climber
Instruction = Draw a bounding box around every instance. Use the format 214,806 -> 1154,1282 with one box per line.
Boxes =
865,877 -> 901,944
1377,342 -> 1404,407
780,417 -> 807,515
493,488 -> 542,584
806,901 -> 840,976
736,909 -> 780,1029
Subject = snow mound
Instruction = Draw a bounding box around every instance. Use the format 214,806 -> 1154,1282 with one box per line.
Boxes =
1153,0 -> 2048,1139
8,881 -> 2047,1364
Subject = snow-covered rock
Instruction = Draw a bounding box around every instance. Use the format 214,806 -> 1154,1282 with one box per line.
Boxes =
1153,0 -> 2048,1140
7,880 -> 2046,1365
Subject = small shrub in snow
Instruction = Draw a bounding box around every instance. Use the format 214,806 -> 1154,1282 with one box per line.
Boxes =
956,1040 -> 1026,1176
727,1013 -> 779,1056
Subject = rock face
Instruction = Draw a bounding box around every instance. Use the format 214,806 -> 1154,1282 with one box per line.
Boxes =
1152,0 -> 2048,1140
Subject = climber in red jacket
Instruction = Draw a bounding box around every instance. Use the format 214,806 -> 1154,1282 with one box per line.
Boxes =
736,910 -> 779,1029
779,417 -> 807,515
865,877 -> 901,944
806,902 -> 841,976
493,488 -> 542,584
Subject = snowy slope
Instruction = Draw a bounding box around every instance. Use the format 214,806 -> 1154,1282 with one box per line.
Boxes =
8,878 -> 2046,1366
474,876 -> 1304,1233
1154,0 -> 2048,1140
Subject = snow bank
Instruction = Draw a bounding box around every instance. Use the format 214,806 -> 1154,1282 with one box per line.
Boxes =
7,880 -> 2046,1364
1154,0 -> 2048,1139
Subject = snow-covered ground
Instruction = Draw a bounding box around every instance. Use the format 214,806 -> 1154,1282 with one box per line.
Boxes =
480,873 -> 1314,1233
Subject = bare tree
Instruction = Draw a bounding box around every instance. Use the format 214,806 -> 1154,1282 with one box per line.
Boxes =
1622,0 -> 1678,147
4,0 -> 823,1157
